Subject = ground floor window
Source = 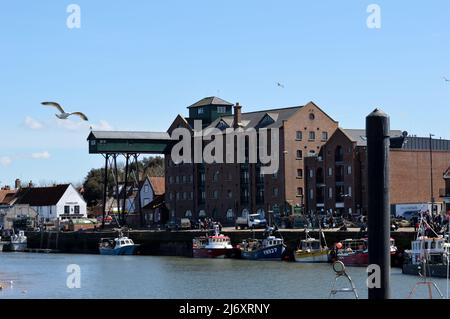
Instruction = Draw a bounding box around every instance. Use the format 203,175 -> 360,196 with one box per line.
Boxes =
226,209 -> 234,220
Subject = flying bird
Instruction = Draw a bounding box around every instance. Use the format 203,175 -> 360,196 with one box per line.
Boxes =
277,82 -> 285,88
444,76 -> 450,82
41,102 -> 89,121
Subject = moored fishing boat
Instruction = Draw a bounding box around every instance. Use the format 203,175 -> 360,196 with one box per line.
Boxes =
295,230 -> 329,263
239,227 -> 285,260
192,224 -> 234,258
402,236 -> 450,278
9,231 -> 27,252
99,230 -> 139,255
331,237 -> 398,266
0,236 -> 6,252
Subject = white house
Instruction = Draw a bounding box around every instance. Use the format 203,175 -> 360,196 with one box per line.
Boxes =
114,176 -> 165,214
13,184 -> 87,222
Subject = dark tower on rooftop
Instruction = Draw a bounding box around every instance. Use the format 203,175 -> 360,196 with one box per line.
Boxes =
187,96 -> 233,127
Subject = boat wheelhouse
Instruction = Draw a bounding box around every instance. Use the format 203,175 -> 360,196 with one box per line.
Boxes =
192,224 -> 234,258
240,230 -> 285,261
99,231 -> 139,255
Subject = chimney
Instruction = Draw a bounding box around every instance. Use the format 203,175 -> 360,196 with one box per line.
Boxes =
28,181 -> 33,188
233,102 -> 242,129
15,179 -> 21,190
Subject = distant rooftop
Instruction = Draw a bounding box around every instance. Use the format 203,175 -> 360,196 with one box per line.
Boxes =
342,129 -> 403,147
188,96 -> 233,108
88,131 -> 171,141
342,128 -> 450,151
402,136 -> 450,151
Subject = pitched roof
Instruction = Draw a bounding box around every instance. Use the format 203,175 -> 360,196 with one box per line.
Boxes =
444,167 -> 450,179
342,129 -> 403,146
402,136 -> 450,151
87,131 -> 171,141
14,184 -> 71,206
0,190 -> 16,205
206,105 -> 304,131
188,96 -> 233,108
149,176 -> 165,195
143,194 -> 165,210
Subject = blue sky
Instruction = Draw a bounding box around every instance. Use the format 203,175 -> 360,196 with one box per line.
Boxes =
1,1 -> 449,187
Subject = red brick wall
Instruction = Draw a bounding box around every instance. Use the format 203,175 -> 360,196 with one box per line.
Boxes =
390,150 -> 450,204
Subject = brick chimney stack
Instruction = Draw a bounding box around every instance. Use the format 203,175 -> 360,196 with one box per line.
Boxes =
28,181 -> 33,188
15,178 -> 21,190
233,102 -> 242,129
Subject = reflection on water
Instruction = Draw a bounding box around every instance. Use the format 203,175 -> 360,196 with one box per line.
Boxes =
0,253 -> 448,299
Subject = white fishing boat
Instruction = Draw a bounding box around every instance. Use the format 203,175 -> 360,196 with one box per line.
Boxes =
0,236 -> 6,252
10,231 -> 27,252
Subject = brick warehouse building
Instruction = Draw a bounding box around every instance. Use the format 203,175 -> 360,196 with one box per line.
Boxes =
304,128 -> 450,217
165,97 -> 339,224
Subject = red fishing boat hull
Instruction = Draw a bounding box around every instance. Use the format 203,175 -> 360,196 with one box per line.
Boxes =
338,252 -> 369,266
192,248 -> 234,258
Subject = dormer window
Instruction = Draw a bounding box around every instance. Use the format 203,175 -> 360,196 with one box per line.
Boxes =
216,120 -> 229,131
217,106 -> 226,114
256,114 -> 275,129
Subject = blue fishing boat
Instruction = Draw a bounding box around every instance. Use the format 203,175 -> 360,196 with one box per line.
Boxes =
99,231 -> 139,255
239,228 -> 285,260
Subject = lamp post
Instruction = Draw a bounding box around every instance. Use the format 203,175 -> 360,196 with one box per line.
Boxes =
429,134 -> 435,216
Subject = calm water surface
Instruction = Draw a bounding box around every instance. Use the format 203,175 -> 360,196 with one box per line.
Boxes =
0,253 -> 449,299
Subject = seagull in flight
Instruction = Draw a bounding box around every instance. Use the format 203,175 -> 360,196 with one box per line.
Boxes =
277,82 -> 285,88
41,102 -> 89,121
444,76 -> 450,82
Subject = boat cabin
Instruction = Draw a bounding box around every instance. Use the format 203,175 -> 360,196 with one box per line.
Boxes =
342,239 -> 367,252
100,236 -> 134,249
408,237 -> 449,265
262,236 -> 283,247
300,238 -> 321,251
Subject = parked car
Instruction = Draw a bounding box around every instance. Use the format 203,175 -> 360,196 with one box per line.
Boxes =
235,214 -> 267,230
402,211 -> 420,221
165,221 -> 179,231
180,218 -> 192,230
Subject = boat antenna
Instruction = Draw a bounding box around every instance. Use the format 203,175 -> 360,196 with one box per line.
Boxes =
447,219 -> 450,299
407,211 -> 444,299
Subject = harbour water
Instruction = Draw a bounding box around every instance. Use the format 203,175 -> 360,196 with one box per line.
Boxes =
0,253 -> 448,299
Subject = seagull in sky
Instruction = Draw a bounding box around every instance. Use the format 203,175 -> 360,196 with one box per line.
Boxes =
277,82 -> 285,88
41,101 -> 89,121
444,76 -> 450,82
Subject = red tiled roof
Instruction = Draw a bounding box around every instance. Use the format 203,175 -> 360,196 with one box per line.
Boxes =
149,176 -> 165,195
0,190 -> 16,205
14,184 -> 71,206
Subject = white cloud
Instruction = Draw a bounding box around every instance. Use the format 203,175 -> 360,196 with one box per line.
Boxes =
56,119 -> 113,131
92,120 -> 113,131
0,156 -> 12,166
31,151 -> 51,159
24,116 -> 44,130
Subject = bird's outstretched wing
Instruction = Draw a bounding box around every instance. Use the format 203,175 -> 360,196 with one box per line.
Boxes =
41,101 -> 64,113
444,76 -> 450,82
70,112 -> 89,121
